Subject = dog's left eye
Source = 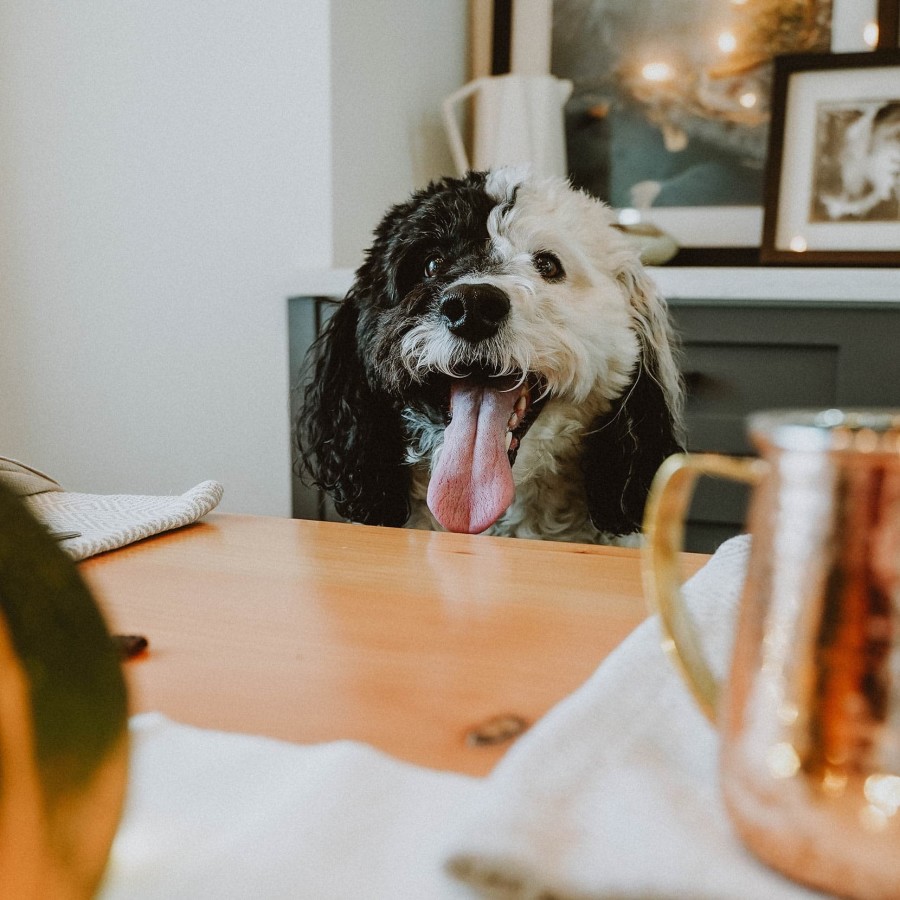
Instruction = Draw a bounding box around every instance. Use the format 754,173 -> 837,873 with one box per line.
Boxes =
423,254 -> 445,279
533,252 -> 564,281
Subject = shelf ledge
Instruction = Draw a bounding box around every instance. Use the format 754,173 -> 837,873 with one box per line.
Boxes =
287,267 -> 900,305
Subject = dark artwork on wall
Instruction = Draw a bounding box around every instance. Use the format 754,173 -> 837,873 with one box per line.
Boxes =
548,0 -> 833,212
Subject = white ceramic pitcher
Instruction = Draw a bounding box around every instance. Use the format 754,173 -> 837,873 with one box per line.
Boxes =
442,73 -> 573,178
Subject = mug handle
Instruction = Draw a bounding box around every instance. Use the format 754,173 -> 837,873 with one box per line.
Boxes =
641,453 -> 764,722
441,79 -> 484,176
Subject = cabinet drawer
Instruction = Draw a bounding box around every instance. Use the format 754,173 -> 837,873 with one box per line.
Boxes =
682,341 -> 839,454
670,301 -> 900,552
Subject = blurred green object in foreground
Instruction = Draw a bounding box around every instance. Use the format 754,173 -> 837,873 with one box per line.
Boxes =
0,480 -> 129,898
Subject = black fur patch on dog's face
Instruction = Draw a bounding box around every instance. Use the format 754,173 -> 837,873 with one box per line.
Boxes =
352,172 -> 505,403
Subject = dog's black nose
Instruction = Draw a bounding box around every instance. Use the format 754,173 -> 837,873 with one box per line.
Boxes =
439,283 -> 510,342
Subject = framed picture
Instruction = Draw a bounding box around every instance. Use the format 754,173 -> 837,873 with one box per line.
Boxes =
876,0 -> 900,50
477,0 -> 887,251
761,50 -> 900,265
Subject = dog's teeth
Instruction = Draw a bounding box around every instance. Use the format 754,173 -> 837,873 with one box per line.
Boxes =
507,413 -> 519,430
505,431 -> 513,451
515,395 -> 528,414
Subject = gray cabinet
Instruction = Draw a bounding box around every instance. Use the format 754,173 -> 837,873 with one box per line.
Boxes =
289,292 -> 900,552
288,295 -> 338,522
672,300 -> 900,551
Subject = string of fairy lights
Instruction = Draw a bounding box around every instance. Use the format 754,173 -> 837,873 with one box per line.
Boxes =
621,1 -> 843,140
605,1 -> 884,226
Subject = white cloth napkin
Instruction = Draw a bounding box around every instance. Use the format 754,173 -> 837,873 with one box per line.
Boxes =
98,713 -> 477,899
25,480 -> 223,561
97,536 -> 828,899
445,534 -> 824,899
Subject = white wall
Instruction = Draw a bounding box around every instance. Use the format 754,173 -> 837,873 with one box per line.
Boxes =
330,0 -> 467,266
0,1 -> 467,516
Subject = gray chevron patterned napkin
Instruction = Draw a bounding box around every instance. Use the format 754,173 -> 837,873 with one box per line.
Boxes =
26,481 -> 223,561
0,458 -> 223,561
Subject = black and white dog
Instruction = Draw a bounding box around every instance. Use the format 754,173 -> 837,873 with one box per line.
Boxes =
296,168 -> 684,544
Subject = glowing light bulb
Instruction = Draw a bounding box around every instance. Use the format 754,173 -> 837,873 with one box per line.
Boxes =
641,61 -> 675,82
739,92 -> 757,109
789,236 -> 808,253
767,742 -> 800,779
718,31 -> 737,53
864,22 -> 879,48
865,774 -> 900,815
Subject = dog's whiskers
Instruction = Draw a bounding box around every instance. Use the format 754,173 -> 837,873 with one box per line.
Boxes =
400,327 -> 535,386
586,359 -> 644,436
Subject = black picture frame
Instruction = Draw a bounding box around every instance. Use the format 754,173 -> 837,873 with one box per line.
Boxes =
878,0 -> 900,50
761,50 -> 900,266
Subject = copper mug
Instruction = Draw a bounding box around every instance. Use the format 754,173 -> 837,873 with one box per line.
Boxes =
643,409 -> 900,899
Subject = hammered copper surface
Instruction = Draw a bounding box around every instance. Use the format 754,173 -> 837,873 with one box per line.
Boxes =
651,410 -> 900,899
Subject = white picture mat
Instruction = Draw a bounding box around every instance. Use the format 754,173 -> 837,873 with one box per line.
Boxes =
831,0 -> 879,51
641,207 -> 762,248
774,66 -> 900,252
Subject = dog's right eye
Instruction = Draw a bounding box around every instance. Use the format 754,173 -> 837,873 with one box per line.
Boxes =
423,254 -> 445,279
533,251 -> 565,282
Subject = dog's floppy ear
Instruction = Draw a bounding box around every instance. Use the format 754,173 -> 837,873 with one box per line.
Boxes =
582,261 -> 685,536
294,293 -> 410,527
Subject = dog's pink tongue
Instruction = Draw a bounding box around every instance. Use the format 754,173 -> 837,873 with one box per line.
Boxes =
427,380 -> 515,534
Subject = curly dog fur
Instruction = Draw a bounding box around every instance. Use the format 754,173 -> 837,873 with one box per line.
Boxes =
296,168 -> 684,543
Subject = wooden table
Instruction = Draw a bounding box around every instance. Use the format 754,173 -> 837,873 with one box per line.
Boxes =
80,515 -> 708,776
